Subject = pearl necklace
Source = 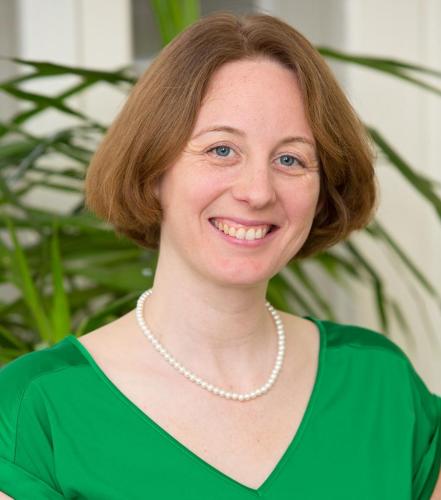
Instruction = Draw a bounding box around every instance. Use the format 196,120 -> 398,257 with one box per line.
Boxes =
135,288 -> 286,402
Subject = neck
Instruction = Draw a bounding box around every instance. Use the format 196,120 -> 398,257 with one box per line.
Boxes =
138,254 -> 278,390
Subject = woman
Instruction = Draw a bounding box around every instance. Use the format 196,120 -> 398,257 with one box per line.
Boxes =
1,11 -> 440,500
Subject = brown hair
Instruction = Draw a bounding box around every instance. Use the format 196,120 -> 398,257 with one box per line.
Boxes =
84,11 -> 378,259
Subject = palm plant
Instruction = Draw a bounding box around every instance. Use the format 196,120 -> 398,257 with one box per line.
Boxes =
1,0 -> 440,364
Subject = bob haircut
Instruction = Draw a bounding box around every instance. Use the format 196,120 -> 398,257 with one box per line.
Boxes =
84,11 -> 378,260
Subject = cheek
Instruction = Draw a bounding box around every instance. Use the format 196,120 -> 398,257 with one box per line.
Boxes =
183,172 -> 226,216
161,169 -> 223,229
281,179 -> 320,222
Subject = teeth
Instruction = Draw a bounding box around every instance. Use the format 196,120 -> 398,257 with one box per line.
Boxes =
212,219 -> 271,241
235,228 -> 246,240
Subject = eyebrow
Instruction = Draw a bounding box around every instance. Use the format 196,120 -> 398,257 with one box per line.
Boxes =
191,125 -> 316,149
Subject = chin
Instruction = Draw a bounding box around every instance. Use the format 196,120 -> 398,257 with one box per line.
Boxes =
204,266 -> 273,288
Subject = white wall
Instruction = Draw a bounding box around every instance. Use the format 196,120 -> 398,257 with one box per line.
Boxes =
0,0 -> 18,119
16,0 -> 132,130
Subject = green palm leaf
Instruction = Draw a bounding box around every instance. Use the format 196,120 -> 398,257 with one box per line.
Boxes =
319,48 -> 441,97
49,219 -> 71,341
0,214 -> 52,342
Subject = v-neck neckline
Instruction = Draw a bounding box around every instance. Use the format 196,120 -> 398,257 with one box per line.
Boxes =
64,315 -> 327,496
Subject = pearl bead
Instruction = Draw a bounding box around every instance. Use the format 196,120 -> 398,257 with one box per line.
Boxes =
136,288 -> 286,402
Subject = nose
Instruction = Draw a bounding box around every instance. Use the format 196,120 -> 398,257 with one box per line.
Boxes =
231,159 -> 277,209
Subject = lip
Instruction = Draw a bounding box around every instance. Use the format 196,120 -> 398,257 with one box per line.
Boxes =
208,218 -> 280,247
209,216 -> 278,227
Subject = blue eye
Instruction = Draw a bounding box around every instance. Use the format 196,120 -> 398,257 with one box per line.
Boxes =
278,154 -> 304,168
210,145 -> 232,157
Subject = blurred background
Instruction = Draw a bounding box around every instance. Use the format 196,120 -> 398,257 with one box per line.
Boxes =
0,0 -> 440,393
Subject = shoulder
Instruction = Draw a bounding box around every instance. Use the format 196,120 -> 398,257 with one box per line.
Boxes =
317,318 -> 441,498
316,316 -> 441,417
0,338 -> 74,435
287,313 -> 441,404
0,337 -> 80,459
315,317 -> 428,390
281,311 -> 408,368
0,342 -> 76,496
0,337 -> 77,395
317,317 -> 406,357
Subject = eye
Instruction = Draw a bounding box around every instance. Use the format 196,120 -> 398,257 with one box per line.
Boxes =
276,154 -> 306,169
207,144 -> 234,158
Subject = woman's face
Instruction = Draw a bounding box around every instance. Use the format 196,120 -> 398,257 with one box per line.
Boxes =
155,57 -> 321,287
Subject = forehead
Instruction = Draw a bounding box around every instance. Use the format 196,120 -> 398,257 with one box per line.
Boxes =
193,58 -> 314,142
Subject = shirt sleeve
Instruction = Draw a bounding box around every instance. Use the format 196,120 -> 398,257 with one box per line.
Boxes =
0,353 -> 65,499
0,456 -> 64,499
406,359 -> 441,500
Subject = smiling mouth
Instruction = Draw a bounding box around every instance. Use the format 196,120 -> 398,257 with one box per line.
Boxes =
209,218 -> 279,241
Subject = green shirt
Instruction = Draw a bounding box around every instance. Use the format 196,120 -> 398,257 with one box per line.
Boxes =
1,316 -> 440,499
